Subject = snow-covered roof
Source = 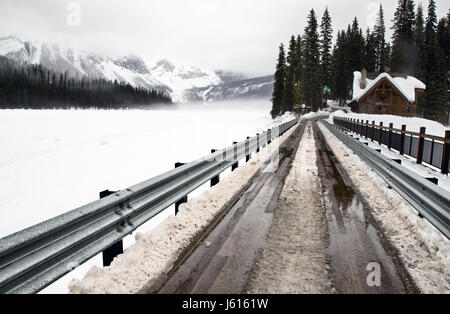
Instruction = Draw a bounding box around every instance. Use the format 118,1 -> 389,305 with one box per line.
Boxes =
352,71 -> 425,103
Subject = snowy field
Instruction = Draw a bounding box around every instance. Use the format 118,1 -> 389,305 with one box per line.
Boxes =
0,100 -> 292,293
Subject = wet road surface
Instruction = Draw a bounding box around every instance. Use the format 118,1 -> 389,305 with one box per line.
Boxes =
158,119 -> 410,294
313,122 -> 407,294
159,122 -> 306,293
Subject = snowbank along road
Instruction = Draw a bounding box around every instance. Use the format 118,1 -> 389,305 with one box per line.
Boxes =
72,119 -> 450,294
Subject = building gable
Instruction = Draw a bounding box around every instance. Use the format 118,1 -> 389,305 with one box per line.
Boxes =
359,77 -> 410,105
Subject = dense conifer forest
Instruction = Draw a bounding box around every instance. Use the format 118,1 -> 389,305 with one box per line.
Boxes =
271,0 -> 449,124
0,56 -> 172,109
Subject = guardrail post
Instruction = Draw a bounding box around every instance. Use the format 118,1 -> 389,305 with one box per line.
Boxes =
256,133 -> 260,153
378,122 -> 383,145
175,162 -> 187,215
359,119 -> 363,136
400,125 -> 406,155
426,177 -> 438,185
232,142 -> 238,171
417,127 -> 426,164
245,137 -> 251,162
99,189 -> 123,267
210,149 -> 220,186
388,123 -> 393,150
441,130 -> 450,174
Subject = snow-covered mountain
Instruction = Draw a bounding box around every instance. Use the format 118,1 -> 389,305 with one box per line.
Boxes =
0,36 -> 272,103
184,75 -> 274,103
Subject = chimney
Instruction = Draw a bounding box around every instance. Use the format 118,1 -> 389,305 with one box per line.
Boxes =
360,68 -> 367,89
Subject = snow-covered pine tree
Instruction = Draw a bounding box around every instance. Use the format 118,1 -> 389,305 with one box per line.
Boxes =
271,44 -> 286,118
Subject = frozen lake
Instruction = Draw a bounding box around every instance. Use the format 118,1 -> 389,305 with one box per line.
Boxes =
0,100 -> 287,293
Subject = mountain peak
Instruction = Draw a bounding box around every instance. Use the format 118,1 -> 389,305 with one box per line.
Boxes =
0,36 -> 272,104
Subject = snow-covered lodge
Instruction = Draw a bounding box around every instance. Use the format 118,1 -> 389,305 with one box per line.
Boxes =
348,69 -> 425,117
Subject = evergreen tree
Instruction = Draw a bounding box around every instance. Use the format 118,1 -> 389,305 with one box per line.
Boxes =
294,35 -> 303,85
331,30 -> 349,104
422,0 -> 448,123
283,36 -> 297,113
293,35 -> 305,106
320,7 -> 333,91
436,14 -> 450,72
374,4 -> 388,72
271,44 -> 286,118
414,3 -> 426,80
303,9 -> 322,111
364,28 -> 377,72
348,18 -> 365,72
391,0 -> 416,74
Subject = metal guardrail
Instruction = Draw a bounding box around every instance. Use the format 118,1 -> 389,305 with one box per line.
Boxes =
0,118 -> 299,294
321,120 -> 450,240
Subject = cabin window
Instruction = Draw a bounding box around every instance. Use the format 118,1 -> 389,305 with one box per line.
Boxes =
379,92 -> 387,101
407,106 -> 411,113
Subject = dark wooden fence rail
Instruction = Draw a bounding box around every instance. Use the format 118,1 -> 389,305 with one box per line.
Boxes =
333,117 -> 450,174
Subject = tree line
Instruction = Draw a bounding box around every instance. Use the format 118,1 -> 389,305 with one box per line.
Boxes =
271,0 -> 449,124
0,56 -> 172,109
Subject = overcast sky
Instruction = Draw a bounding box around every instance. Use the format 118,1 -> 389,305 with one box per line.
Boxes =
0,0 -> 448,76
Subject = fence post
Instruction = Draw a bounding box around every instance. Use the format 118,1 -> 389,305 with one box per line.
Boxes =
246,137 -> 251,162
416,127 -> 426,164
174,162 -> 187,215
267,129 -> 272,145
210,149 -> 220,187
365,120 -> 369,139
378,122 -> 383,145
441,130 -> 450,174
388,123 -> 393,150
100,189 -> 123,267
371,121 -> 375,141
232,142 -> 239,171
400,125 -> 406,155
